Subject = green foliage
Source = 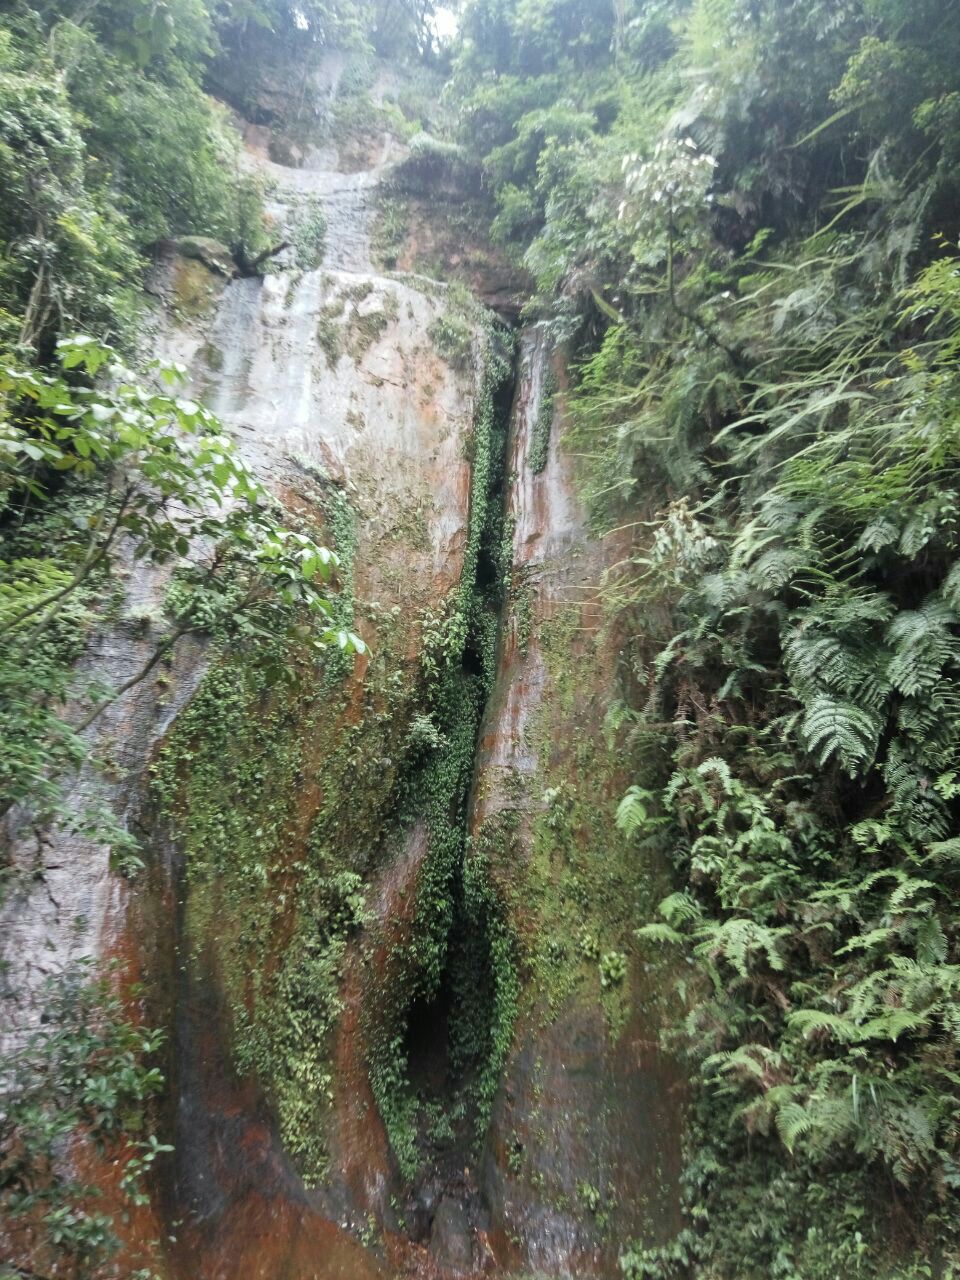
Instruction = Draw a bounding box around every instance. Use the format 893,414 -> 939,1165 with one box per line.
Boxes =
364,316 -> 515,1178
291,196 -> 328,269
528,362 -> 557,474
615,785 -> 658,839
0,330 -> 363,1266
598,949 -> 627,988
0,1 -> 270,356
372,195 -> 409,270
0,337 -> 358,1211
0,44 -> 138,353
148,314 -> 513,1189
428,307 -> 475,368
0,546 -> 92,823
150,461 -> 371,1184
0,336 -> 355,830
20,0 -> 960,1269
0,964 -> 168,1277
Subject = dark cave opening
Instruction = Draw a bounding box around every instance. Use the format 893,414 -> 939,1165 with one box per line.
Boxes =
393,907 -> 497,1251
403,979 -> 453,1099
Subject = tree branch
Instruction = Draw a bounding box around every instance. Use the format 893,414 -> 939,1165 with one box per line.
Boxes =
74,619 -> 197,734
666,215 -> 744,370
235,240 -> 290,276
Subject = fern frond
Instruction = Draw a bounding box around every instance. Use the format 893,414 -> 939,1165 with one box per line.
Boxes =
858,516 -> 899,552
926,836 -> 960,862
616,785 -> 652,838
789,1009 -> 858,1042
858,1008 -> 929,1042
635,922 -> 684,945
658,891 -> 703,926
884,747 -> 950,841
697,917 -> 788,977
698,569 -> 750,612
886,598 -> 960,697
784,625 -> 890,709
887,877 -> 936,911
696,757 -> 734,791
836,927 -> 896,956
704,1043 -> 784,1082
914,914 -> 948,965
776,1101 -> 813,1151
940,560 -> 960,610
800,693 -> 881,775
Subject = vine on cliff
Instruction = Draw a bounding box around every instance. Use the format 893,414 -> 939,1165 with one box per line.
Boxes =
363,312 -> 518,1179
0,965 -> 169,1279
151,468 -> 370,1183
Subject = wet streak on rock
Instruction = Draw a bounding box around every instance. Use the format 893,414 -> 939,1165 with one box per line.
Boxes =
468,328 -> 685,1275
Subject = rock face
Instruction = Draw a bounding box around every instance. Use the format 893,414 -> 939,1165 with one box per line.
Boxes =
467,329 -> 684,1274
0,56 -> 681,1280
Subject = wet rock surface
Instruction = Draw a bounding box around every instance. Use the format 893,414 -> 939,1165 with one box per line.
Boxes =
172,235 -> 238,277
468,329 -> 684,1271
429,1196 -> 475,1271
1,55 -> 681,1280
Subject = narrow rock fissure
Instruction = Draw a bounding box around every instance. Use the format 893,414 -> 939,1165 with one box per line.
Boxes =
376,344 -> 519,1268
403,981 -> 451,1099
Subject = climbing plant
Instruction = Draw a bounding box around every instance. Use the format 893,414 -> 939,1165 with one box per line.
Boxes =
363,314 -> 516,1179
0,334 -> 360,834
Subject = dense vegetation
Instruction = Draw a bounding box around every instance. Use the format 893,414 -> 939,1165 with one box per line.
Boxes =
443,0 -> 960,1274
9,0 -> 960,1276
0,0 -> 444,360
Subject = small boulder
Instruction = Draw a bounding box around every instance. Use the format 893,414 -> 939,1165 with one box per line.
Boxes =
428,1196 -> 474,1272
172,236 -> 237,278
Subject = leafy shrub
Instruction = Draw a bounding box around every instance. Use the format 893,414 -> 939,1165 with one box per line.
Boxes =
598,950 -> 627,988
428,310 -> 473,367
0,964 -> 169,1277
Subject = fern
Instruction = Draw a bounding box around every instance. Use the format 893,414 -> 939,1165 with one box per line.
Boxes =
926,836 -> 960,862
858,1009 -> 930,1043
776,1101 -> 814,1152
884,746 -> 950,841
857,516 -> 899,552
886,598 -> 960,697
887,876 -> 936,911
784,626 -> 891,709
914,914 -> 947,965
616,785 -> 655,837
940,560 -> 960,610
635,922 -> 684,946
696,917 -> 789,977
695,756 -> 734,791
788,1009 -> 859,1043
800,694 -> 881,775
836,927 -> 896,956
658,891 -> 704,927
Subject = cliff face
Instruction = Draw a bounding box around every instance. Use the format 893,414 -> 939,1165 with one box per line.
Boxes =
1,55 -> 680,1280
469,329 -> 683,1275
